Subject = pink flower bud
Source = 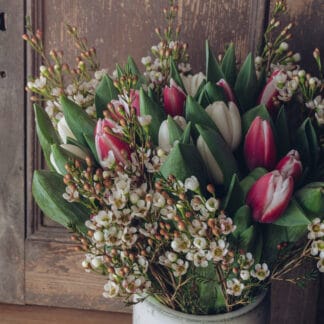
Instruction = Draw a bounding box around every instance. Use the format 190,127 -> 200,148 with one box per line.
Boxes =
130,89 -> 140,115
95,119 -> 130,168
216,79 -> 236,103
244,116 -> 277,170
275,149 -> 302,182
257,70 -> 281,116
163,79 -> 186,117
246,171 -> 294,223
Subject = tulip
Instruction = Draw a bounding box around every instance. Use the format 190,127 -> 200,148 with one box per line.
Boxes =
57,116 -> 76,144
244,116 -> 277,170
275,149 -> 303,182
95,118 -> 130,168
180,72 -> 206,97
205,101 -> 242,150
196,136 -> 224,184
163,79 -> 186,117
257,70 -> 282,115
246,170 -> 294,223
216,79 -> 236,103
158,116 -> 187,151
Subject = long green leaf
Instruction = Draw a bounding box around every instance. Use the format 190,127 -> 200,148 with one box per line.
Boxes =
61,96 -> 96,147
94,74 -> 119,118
275,106 -> 291,158
221,42 -> 236,86
206,40 -> 224,83
34,104 -> 61,170
170,58 -> 186,91
222,174 -> 245,216
234,53 -> 257,111
32,170 -> 89,233
241,104 -> 271,136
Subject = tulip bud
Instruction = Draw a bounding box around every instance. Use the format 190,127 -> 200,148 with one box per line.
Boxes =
130,89 -> 140,115
95,119 -> 130,168
180,72 -> 205,97
246,170 -> 294,223
57,116 -> 77,144
244,116 -> 277,170
163,79 -> 186,117
158,116 -> 187,151
257,70 -> 282,116
216,79 -> 236,103
206,101 -> 242,150
275,149 -> 302,182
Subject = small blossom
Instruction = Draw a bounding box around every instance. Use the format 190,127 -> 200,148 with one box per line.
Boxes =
238,253 -> 254,269
171,234 -> 191,253
193,237 -> 207,250
103,280 -> 120,298
251,263 -> 270,281
317,258 -> 324,273
226,279 -> 245,297
209,240 -> 228,262
240,270 -> 251,281
171,259 -> 189,277
311,240 -> 324,258
308,218 -> 324,240
205,197 -> 219,212
184,176 -> 200,192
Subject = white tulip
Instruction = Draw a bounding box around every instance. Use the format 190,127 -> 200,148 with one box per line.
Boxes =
57,116 -> 76,144
158,116 -> 187,152
197,136 -> 224,184
205,101 -> 241,150
180,72 -> 206,97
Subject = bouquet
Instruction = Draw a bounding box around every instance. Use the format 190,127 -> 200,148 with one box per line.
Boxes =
24,0 -> 324,315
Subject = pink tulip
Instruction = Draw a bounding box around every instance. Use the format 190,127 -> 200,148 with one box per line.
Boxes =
246,170 -> 294,223
216,79 -> 236,103
275,149 -> 302,182
244,116 -> 277,170
163,79 -> 186,117
95,118 -> 130,168
257,70 -> 281,116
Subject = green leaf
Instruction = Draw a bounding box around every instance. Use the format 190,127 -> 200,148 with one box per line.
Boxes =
240,167 -> 267,197
241,104 -> 271,136
295,118 -> 319,170
234,53 -> 257,111
232,205 -> 253,239
126,56 -> 146,87
61,96 -> 96,147
116,63 -> 124,77
170,58 -> 185,91
239,225 -> 257,252
167,115 -> 183,144
275,106 -> 291,158
294,182 -> 324,219
160,142 -> 208,188
34,104 -> 61,170
83,133 -> 99,164
198,82 -> 226,107
180,122 -> 192,144
206,40 -> 225,83
221,42 -> 236,86
32,170 -> 89,233
193,79 -> 207,102
274,198 -> 311,227
196,125 -> 239,189
94,74 -> 119,118
139,88 -> 166,145
185,96 -> 217,136
51,144 -> 82,175
222,174 -> 245,216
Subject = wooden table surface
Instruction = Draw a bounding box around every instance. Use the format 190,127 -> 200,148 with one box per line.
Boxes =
0,303 -> 132,324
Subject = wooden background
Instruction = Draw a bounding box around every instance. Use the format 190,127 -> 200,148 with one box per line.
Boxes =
0,0 -> 323,323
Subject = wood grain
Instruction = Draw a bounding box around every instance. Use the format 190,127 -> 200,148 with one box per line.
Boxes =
0,303 -> 131,324
0,0 -> 25,304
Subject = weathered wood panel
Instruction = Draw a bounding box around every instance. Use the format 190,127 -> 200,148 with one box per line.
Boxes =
0,0 -> 25,304
25,240 -> 131,312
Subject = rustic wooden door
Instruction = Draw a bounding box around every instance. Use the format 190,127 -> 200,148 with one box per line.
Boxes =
0,0 -> 323,323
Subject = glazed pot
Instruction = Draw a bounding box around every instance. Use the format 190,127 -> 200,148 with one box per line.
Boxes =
133,291 -> 269,324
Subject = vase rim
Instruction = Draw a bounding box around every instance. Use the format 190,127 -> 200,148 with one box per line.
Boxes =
142,290 -> 268,321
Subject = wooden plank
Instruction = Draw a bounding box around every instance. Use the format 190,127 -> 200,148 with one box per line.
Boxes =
25,240 -> 131,313
0,0 -> 25,304
0,303 -> 131,324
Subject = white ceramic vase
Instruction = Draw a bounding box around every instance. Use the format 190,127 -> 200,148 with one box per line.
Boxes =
133,291 -> 269,324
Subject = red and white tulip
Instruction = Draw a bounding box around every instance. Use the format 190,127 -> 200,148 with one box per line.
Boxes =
95,118 -> 130,168
275,149 -> 303,182
163,79 -> 186,117
244,116 -> 277,171
246,170 -> 294,223
216,79 -> 236,103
